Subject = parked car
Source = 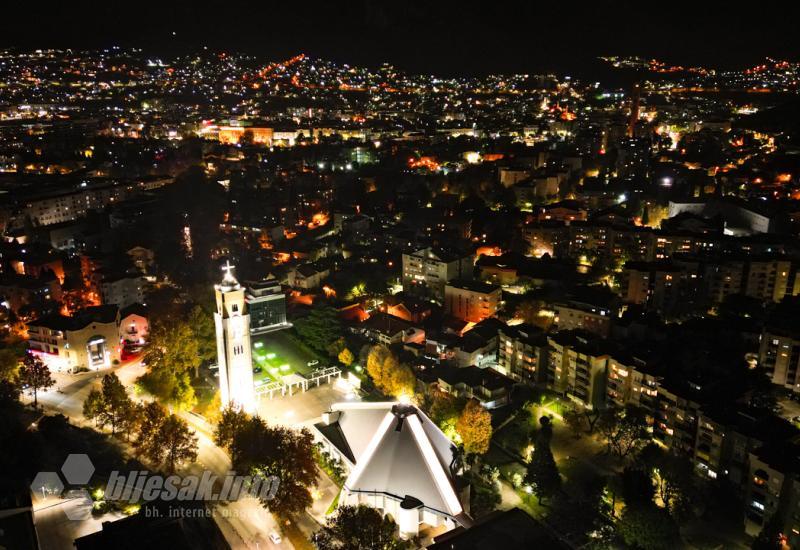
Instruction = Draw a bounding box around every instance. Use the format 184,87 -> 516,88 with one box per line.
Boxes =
269,531 -> 282,544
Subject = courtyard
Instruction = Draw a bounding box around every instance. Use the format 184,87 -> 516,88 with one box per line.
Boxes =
256,383 -> 357,428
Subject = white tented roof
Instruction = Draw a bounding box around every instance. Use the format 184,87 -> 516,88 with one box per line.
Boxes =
330,402 -> 463,517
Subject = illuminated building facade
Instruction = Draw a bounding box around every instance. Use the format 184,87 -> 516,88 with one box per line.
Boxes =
245,279 -> 289,334
497,324 -> 547,383
214,262 -> 255,413
546,331 -> 609,410
217,125 -> 274,146
313,402 -> 470,539
444,280 -> 501,323
26,305 -> 122,372
402,247 -> 474,301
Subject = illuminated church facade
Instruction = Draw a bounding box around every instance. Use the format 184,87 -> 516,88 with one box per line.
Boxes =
214,262 -> 256,413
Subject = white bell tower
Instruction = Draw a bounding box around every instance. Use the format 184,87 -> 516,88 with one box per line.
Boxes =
214,261 -> 256,413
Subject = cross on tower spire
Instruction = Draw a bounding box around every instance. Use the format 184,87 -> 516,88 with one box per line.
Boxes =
221,260 -> 238,285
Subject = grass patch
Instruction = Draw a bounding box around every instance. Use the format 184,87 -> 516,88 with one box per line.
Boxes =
251,345 -> 297,386
518,491 -> 550,519
282,331 -> 325,364
325,489 -> 341,516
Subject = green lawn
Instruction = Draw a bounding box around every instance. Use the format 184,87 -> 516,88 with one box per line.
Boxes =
251,344 -> 293,385
250,331 -> 320,387
326,489 -> 341,516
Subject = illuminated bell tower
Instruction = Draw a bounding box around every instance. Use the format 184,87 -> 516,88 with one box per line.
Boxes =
214,261 -> 256,413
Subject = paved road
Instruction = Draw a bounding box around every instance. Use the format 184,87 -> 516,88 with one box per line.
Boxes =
179,410 -> 290,550
28,361 -> 143,550
33,495 -> 124,550
32,360 -> 293,550
31,357 -> 355,550
28,358 -> 145,420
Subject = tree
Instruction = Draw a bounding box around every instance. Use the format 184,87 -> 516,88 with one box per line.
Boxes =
139,318 -> 199,410
525,416 -> 561,504
82,388 -> 105,427
0,348 -> 21,383
133,401 -> 168,458
132,402 -> 197,473
326,337 -> 347,358
428,389 -> 462,423
186,305 -> 217,375
214,405 -> 250,451
584,408 -> 602,434
513,300 -> 553,330
99,373 -> 133,436
254,425 -> 317,517
313,504 -> 407,550
337,347 -> 354,367
549,483 -> 607,544
365,345 -> 415,398
18,353 -> 54,407
427,388 -> 465,438
0,379 -> 20,404
456,400 -> 493,456
620,466 -> 656,507
563,408 -> 586,439
514,300 -> 539,324
170,371 -> 197,411
470,477 -> 501,518
649,451 -> 698,520
535,415 -> 554,446
204,391 -> 223,424
293,306 -> 343,356
217,413 -> 318,518
388,361 -> 416,398
138,320 -> 202,410
366,345 -> 391,383
501,409 -> 532,454
597,406 -> 649,459
616,504 -> 681,550
142,318 -> 201,377
154,414 -> 198,474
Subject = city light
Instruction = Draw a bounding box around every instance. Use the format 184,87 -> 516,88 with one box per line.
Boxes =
2,15 -> 796,550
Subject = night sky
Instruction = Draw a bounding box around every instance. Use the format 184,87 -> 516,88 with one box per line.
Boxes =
5,1 -> 800,76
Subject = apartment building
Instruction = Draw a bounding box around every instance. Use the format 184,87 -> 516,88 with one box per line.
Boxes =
402,247 -> 474,300
605,354 -> 661,417
554,302 -> 612,337
497,324 -> 548,384
546,330 -> 609,410
444,280 -> 501,323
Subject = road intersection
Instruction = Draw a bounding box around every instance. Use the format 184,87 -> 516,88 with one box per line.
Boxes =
27,358 -> 348,549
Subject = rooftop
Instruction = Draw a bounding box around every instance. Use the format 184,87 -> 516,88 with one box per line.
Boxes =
316,402 -> 466,520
